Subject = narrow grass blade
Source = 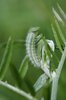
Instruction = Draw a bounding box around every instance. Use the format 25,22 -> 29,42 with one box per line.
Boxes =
0,37 -> 13,80
37,39 -> 44,60
19,56 -> 28,79
43,37 -> 52,60
10,63 -> 24,88
57,3 -> 66,21
51,24 -> 63,53
55,19 -> 66,44
52,7 -> 63,23
34,74 -> 48,92
48,44 -> 59,64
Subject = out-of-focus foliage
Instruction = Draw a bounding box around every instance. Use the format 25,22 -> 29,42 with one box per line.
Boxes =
0,0 -> 66,100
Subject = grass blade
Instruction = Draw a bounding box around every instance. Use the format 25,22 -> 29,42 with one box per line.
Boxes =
0,37 -> 13,80
57,3 -> 66,21
34,74 -> 48,92
43,37 -> 52,60
51,24 -> 63,53
55,19 -> 66,44
10,63 -> 24,88
19,56 -> 28,79
52,7 -> 63,23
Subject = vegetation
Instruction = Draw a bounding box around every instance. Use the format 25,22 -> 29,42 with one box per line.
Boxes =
0,1 -> 66,100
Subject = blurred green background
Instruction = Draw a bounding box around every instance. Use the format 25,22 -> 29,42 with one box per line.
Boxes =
0,0 -> 66,100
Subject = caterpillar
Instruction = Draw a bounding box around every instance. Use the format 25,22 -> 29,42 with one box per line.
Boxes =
26,27 -> 55,78
26,27 -> 41,67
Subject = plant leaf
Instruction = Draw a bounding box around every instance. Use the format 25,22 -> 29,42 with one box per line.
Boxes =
52,7 -> 63,23
19,56 -> 28,79
10,63 -> 24,88
51,24 -> 63,53
0,37 -> 13,80
54,19 -> 66,44
33,74 -> 48,92
57,3 -> 66,21
37,39 -> 44,60
43,37 -> 52,60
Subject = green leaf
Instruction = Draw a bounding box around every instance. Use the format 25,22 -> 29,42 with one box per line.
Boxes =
54,19 -> 66,44
48,46 -> 59,64
37,39 -> 44,60
57,3 -> 66,21
51,24 -> 63,53
43,37 -> 52,60
0,37 -> 13,80
10,63 -> 23,88
52,7 -> 63,23
33,74 -> 48,92
19,56 -> 28,79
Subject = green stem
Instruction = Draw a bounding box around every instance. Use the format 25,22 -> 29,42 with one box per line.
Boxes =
0,81 -> 37,100
0,40 -> 25,48
51,45 -> 66,100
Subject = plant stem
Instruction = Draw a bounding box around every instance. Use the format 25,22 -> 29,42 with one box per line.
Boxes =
0,81 -> 37,100
51,45 -> 66,100
0,40 -> 25,49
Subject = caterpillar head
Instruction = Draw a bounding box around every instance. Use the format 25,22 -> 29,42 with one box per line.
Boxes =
28,27 -> 40,33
